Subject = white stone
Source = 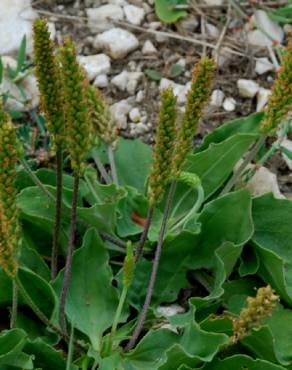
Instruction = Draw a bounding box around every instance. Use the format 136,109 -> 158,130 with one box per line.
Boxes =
124,5 -> 145,26
223,97 -> 236,112
206,23 -> 220,38
210,89 -> 225,107
142,40 -> 157,55
237,79 -> 259,98
281,139 -> 292,171
203,0 -> 223,4
157,304 -> 185,317
94,74 -> 109,88
246,166 -> 284,199
110,99 -> 132,129
181,17 -> 199,33
177,58 -> 186,68
78,54 -> 111,81
111,71 -> 143,94
148,21 -> 161,30
159,78 -> 190,105
134,122 -> 148,135
136,90 -> 144,103
94,28 -> 139,59
256,88 -> 271,111
48,22 -> 56,40
255,57 -> 274,75
86,5 -> 124,32
129,107 -> 141,123
247,10 -> 284,48
0,0 -> 37,55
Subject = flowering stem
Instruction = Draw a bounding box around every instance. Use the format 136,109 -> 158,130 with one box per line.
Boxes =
126,181 -> 177,351
134,206 -> 154,262
107,144 -> 119,185
51,148 -> 63,279
10,281 -> 18,328
91,150 -> 111,184
109,286 -> 128,352
59,172 -> 80,334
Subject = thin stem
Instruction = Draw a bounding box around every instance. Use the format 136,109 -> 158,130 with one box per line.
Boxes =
110,286 -> 128,351
108,144 -> 119,186
84,172 -> 101,203
20,159 -> 55,202
59,173 -> 80,334
10,281 -> 18,328
100,232 -> 127,249
51,149 -> 63,279
126,181 -> 177,351
134,206 -> 154,262
66,322 -> 75,370
220,136 -> 266,196
91,151 -> 111,184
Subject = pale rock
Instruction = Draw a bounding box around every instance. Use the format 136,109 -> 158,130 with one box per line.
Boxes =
281,139 -> 292,170
48,22 -> 56,40
110,99 -> 132,129
1,56 -> 17,69
212,47 -> 230,68
155,33 -> 168,43
78,54 -> 111,81
210,89 -> 225,107
109,0 -> 127,5
203,0 -> 224,5
111,71 -> 143,94
129,107 -> 141,123
159,78 -> 190,104
177,58 -> 186,68
247,10 -> 284,48
255,57 -> 274,75
86,5 -> 124,32
136,90 -> 144,103
0,0 -> 37,55
124,5 -> 145,26
142,40 -> 157,55
133,122 -> 148,135
181,17 -> 199,33
206,23 -> 220,38
246,166 -> 284,199
149,21 -> 161,30
94,74 -> 109,88
237,79 -> 259,98
223,97 -> 236,112
94,28 -> 139,59
157,304 -> 185,317
256,88 -> 271,111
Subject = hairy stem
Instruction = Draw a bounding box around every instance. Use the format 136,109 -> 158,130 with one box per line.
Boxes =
51,149 -> 63,279
91,150 -> 111,184
59,173 -> 80,334
126,181 -> 177,351
10,281 -> 18,328
108,144 -> 119,186
220,136 -> 266,196
134,206 -> 154,262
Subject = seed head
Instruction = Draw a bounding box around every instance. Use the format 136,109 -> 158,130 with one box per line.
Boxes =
173,57 -> 215,175
148,87 -> 177,205
33,18 -> 65,148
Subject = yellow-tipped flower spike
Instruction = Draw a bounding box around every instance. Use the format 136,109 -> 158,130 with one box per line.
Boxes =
0,111 -> 20,278
230,285 -> 279,344
260,38 -> 292,135
33,19 -> 65,147
123,242 -> 135,289
59,38 -> 92,173
173,57 -> 215,175
88,85 -> 118,145
148,88 -> 177,205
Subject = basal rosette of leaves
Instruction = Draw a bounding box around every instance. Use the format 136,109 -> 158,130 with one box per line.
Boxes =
2,26 -> 292,370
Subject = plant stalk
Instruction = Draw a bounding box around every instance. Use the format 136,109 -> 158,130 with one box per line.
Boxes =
91,150 -> 111,184
59,172 -> 80,334
108,144 -> 119,186
10,281 -> 18,328
109,286 -> 128,352
126,181 -> 177,351
134,206 -> 154,262
51,148 -> 63,279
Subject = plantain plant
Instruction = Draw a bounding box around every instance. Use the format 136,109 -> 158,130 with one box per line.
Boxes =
1,18 -> 292,370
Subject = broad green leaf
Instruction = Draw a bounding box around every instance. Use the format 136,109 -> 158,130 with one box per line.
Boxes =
53,229 -> 123,351
78,203 -> 118,234
195,112 -> 264,153
20,243 -> 50,281
170,64 -> 184,78
185,133 -> 258,199
239,244 -> 259,277
155,0 -> 187,23
203,354 -> 286,370
144,68 -> 162,81
114,138 -> 152,192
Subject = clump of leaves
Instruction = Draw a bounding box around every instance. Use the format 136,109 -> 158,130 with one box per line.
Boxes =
1,18 -> 292,370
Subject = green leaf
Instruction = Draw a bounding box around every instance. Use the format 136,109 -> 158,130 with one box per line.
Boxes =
170,64 -> 184,78
16,35 -> 27,75
20,242 -> 50,281
268,7 -> 292,24
155,0 -> 187,23
203,354 -> 286,370
239,244 -> 259,277
144,68 -> 162,81
114,138 -> 152,192
185,133 -> 258,199
53,229 -> 124,350
281,146 -> 292,160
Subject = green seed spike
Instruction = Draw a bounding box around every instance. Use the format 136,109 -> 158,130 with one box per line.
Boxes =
123,242 -> 135,289
148,87 -> 177,205
260,38 -> 292,135
59,38 -> 92,173
33,18 -> 65,148
173,57 -> 215,175
87,85 -> 118,145
0,111 -> 20,278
